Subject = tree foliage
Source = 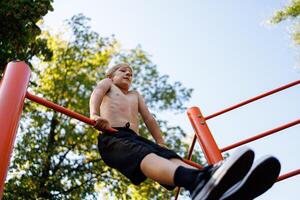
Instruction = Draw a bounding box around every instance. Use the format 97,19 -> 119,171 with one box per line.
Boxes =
0,0 -> 53,73
4,14 -> 203,199
271,0 -> 300,46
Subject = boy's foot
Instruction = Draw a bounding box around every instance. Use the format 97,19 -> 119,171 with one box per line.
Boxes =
220,156 -> 281,200
191,147 -> 255,200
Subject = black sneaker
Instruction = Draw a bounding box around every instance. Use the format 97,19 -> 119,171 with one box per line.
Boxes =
191,147 -> 255,200
220,156 -> 281,200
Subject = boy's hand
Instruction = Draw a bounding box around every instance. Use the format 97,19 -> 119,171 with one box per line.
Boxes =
92,116 -> 112,132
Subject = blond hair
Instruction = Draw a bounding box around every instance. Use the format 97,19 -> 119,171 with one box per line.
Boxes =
105,63 -> 133,78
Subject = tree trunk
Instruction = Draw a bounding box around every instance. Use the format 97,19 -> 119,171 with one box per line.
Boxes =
39,114 -> 58,198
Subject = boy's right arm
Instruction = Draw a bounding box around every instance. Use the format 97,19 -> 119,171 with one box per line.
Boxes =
89,78 -> 112,131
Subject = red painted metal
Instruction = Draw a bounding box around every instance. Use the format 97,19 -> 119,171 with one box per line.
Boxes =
174,134 -> 200,200
181,80 -> 300,200
187,134 -> 197,160
0,61 -> 31,198
1,61 -> 299,199
25,92 -> 117,132
182,159 -> 203,169
187,80 -> 300,161
205,80 -> 300,120
221,118 -> 300,152
277,169 -> 300,182
187,107 -> 223,164
174,188 -> 180,200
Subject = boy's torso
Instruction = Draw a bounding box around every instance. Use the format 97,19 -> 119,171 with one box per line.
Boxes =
100,84 -> 140,133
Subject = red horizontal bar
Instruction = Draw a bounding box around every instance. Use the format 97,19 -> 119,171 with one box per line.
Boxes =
221,118 -> 300,152
25,92 -> 117,132
182,159 -> 203,169
205,80 -> 300,120
277,169 -> 300,182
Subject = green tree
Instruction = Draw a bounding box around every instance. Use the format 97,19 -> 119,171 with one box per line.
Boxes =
0,0 -> 53,73
271,0 -> 300,45
4,14 -> 203,199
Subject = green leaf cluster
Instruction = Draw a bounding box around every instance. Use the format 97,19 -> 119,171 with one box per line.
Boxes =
4,14 -> 202,199
271,0 -> 300,46
0,0 -> 54,73
271,0 -> 300,24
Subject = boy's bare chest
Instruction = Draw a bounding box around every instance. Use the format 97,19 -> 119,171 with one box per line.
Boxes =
107,86 -> 138,109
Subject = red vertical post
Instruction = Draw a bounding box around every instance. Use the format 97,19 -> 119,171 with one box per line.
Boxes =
0,61 -> 31,198
187,107 -> 223,164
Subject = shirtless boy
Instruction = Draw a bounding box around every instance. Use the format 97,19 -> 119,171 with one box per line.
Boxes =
89,63 -> 281,200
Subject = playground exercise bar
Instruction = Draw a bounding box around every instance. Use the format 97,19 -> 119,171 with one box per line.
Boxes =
174,132 -> 200,200
187,107 -> 223,164
26,89 -> 204,167
1,61 -> 299,199
181,80 -> 300,200
0,62 -> 31,199
277,169 -> 300,182
186,80 -> 300,169
25,92 -> 117,132
187,134 -> 197,160
182,159 -> 203,169
205,79 -> 300,120
220,118 -> 300,152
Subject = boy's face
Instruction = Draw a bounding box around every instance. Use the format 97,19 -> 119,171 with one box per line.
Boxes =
111,65 -> 133,89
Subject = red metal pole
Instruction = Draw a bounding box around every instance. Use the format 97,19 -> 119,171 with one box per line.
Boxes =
25,92 -> 117,132
277,169 -> 300,182
0,61 -> 31,198
174,133 -> 199,200
187,135 -> 197,160
220,118 -> 300,152
205,80 -> 300,120
175,107 -> 223,200
182,159 -> 203,169
187,107 -> 223,164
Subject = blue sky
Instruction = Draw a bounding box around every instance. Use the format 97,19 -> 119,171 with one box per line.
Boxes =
44,1 -> 300,199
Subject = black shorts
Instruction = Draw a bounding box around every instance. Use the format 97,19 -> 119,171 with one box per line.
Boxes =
97,127 -> 182,185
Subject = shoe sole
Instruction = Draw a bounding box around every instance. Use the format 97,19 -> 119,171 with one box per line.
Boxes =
220,156 -> 281,200
192,147 -> 254,200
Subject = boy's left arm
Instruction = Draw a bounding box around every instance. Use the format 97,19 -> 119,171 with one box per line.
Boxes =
137,92 -> 166,147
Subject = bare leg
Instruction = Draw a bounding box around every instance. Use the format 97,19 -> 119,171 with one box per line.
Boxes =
140,153 -> 198,186
170,158 -> 198,170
